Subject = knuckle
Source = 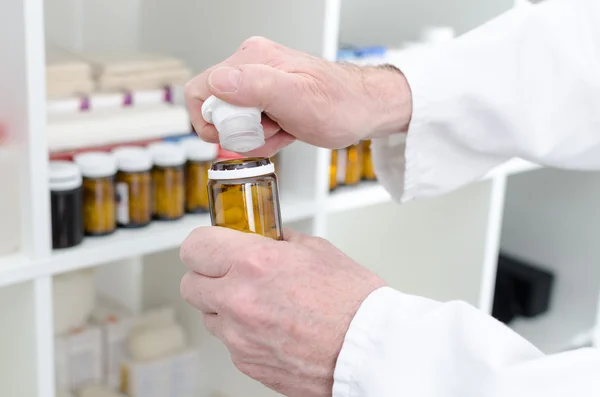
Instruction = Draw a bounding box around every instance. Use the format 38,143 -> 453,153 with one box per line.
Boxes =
240,36 -> 274,53
238,243 -> 279,274
179,227 -> 204,266
183,80 -> 196,99
232,357 -> 253,377
179,272 -> 194,303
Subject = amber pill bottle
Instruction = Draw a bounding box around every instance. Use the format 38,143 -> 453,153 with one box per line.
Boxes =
148,142 -> 186,221
208,158 -> 283,240
334,144 -> 364,187
74,152 -> 118,236
112,147 -> 153,228
179,137 -> 218,214
329,149 -> 338,191
362,140 -> 377,181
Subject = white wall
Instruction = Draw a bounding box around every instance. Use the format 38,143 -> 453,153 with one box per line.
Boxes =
45,0 -> 140,52
0,282 -> 38,397
327,180 -> 498,307
139,0 -> 327,72
502,169 -> 600,352
339,0 -> 514,46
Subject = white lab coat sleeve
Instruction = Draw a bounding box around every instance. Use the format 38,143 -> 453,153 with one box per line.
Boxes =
372,0 -> 600,202
333,287 -> 600,397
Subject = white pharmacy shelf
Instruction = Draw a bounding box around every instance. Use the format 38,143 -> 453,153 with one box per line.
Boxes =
328,158 -> 541,213
0,198 -> 315,289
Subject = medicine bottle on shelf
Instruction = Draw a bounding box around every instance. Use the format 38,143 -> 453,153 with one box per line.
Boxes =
73,152 -> 118,236
329,149 -> 338,191
208,158 -> 283,240
112,147 -> 153,228
362,140 -> 376,181
49,161 -> 84,249
179,137 -> 218,214
334,144 -> 364,188
147,142 -> 186,221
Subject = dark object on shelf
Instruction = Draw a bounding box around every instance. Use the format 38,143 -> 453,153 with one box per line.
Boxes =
50,161 -> 84,249
492,254 -> 555,324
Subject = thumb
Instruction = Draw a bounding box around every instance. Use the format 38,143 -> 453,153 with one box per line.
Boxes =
207,64 -> 297,114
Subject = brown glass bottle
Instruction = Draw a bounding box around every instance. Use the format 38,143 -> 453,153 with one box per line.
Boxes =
208,158 -> 282,240
180,137 -> 218,214
148,143 -> 186,221
113,147 -> 153,228
74,152 -> 118,236
329,150 -> 338,191
343,144 -> 364,185
362,140 -> 377,181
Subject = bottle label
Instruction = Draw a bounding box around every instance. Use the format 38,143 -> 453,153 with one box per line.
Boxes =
337,149 -> 347,184
116,182 -> 129,225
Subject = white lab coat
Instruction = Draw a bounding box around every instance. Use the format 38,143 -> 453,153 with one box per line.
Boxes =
334,0 -> 600,396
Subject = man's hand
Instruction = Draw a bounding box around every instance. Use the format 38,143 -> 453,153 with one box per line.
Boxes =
185,36 -> 412,157
179,227 -> 386,397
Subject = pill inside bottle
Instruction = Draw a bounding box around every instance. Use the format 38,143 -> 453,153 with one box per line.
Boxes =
208,158 -> 282,240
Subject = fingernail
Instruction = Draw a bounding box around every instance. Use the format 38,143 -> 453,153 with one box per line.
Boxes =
208,66 -> 242,93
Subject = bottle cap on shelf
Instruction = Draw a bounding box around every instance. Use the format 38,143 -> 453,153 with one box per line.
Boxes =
146,142 -> 186,167
179,136 -> 219,162
49,161 -> 82,191
73,152 -> 118,179
201,96 -> 265,153
111,146 -> 153,173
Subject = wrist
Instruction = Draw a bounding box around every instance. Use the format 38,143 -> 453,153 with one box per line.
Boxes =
362,64 -> 413,137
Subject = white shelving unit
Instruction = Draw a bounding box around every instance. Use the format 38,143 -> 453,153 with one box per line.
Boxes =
1,0 -> 597,396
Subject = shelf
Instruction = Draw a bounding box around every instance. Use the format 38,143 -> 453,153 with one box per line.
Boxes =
327,159 -> 541,213
328,183 -> 391,213
485,158 -> 542,179
0,198 -> 315,289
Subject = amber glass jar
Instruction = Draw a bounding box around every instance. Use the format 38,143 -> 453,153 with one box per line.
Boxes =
74,152 -> 118,236
112,147 -> 153,228
208,158 -> 282,240
344,144 -> 364,185
329,149 -> 338,191
148,143 -> 186,221
180,137 -> 218,214
333,144 -> 364,188
362,140 -> 376,181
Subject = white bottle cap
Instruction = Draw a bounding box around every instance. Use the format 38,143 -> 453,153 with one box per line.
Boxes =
201,96 -> 265,153
49,161 -> 82,191
179,136 -> 219,162
146,142 -> 186,167
421,26 -> 455,45
111,146 -> 153,173
73,152 -> 118,178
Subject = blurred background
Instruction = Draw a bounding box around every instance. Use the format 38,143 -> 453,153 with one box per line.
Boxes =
2,0 -> 599,396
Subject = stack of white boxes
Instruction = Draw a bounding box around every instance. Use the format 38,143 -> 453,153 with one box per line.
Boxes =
55,292 -> 199,397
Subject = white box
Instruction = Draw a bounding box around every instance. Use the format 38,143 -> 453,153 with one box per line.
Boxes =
120,349 -> 200,397
122,357 -> 172,397
91,298 -> 135,390
55,326 -> 104,391
170,350 -> 200,397
54,337 -> 70,392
